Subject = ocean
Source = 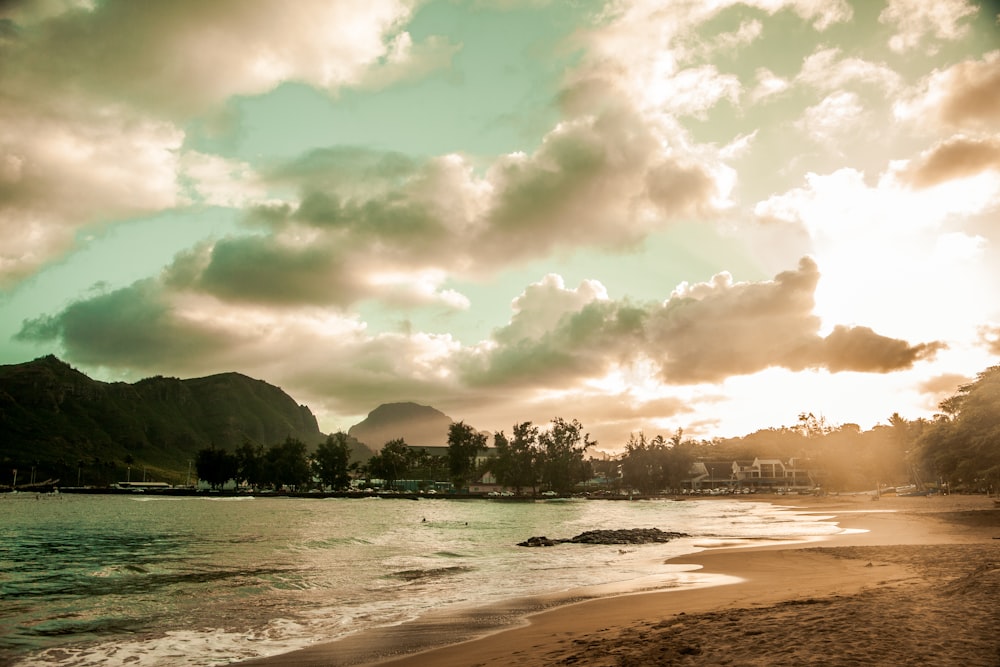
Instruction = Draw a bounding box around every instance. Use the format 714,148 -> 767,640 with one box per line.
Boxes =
0,493 -> 841,666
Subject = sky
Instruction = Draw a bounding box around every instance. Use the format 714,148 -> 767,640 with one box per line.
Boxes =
1,0 -> 999,451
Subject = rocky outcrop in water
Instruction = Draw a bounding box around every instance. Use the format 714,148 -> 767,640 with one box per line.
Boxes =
517,528 -> 688,547
518,536 -> 560,547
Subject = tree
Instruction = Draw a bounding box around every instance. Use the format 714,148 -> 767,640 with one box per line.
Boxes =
264,437 -> 311,490
313,432 -> 352,490
916,366 -> 1000,492
447,421 -> 487,491
408,448 -> 442,489
492,422 -> 541,495
619,430 -> 693,495
539,418 -> 594,494
662,437 -> 695,493
123,453 -> 135,482
620,432 -> 662,494
195,445 -> 238,489
235,441 -> 265,489
367,438 -> 413,490
797,412 -> 829,438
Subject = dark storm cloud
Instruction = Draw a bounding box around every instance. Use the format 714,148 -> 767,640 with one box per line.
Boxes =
269,147 -> 420,190
15,279 -> 229,368
164,238 -> 369,307
293,192 -> 451,249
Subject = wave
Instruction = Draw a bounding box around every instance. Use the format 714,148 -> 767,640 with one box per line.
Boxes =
387,566 -> 474,582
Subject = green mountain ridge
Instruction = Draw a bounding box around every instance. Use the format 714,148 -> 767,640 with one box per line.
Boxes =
0,355 -> 335,485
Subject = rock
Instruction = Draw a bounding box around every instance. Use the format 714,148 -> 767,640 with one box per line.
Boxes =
517,528 -> 688,547
564,528 -> 687,545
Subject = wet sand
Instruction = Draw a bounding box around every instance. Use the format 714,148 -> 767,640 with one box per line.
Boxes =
241,494 -> 1000,667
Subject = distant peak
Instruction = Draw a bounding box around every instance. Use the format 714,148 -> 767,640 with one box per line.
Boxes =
36,354 -> 69,366
349,402 -> 454,450
366,402 -> 448,418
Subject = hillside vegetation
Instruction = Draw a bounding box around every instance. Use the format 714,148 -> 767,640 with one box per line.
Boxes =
0,356 -> 331,485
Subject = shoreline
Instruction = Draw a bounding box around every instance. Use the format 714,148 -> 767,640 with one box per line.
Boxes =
239,494 -> 1000,667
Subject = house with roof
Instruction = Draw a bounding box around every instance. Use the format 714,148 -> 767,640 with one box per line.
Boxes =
687,461 -> 736,491
684,457 -> 821,493
732,457 -> 817,490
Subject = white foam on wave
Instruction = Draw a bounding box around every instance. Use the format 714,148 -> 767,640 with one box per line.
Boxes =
13,619 -> 321,667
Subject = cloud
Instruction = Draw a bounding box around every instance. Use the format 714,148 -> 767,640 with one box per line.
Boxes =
818,325 -> 945,372
0,0 -> 455,289
461,258 -> 942,387
0,0 -> 91,24
706,19 -> 763,53
749,68 -> 791,104
795,91 -> 865,146
900,135 -> 1000,188
178,152 -> 268,208
0,101 -> 184,287
164,238 -> 371,308
15,279 -> 232,368
494,274 -> 610,345
978,324 -> 1000,355
878,0 -> 978,53
796,47 -> 902,93
569,0 -> 851,122
752,154 -> 1000,349
647,259 -> 942,381
917,372 -> 969,410
17,257 -> 943,445
0,0 -> 449,120
16,278 -> 465,414
156,102 -> 729,310
754,161 -> 999,240
740,0 -> 853,31
459,275 -> 639,387
895,50 -> 1000,130
650,65 -> 742,118
480,105 -> 729,257
0,99 -> 269,288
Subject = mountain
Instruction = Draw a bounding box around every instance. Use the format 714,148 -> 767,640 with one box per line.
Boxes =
348,402 -> 453,451
0,355 -> 329,484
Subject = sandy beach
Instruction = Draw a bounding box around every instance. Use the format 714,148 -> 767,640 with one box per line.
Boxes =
242,494 -> 1000,667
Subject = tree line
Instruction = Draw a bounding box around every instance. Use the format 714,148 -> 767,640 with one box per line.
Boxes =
611,366 -> 1000,494
191,365 -> 1000,495
194,417 -> 596,494
196,433 -> 353,490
